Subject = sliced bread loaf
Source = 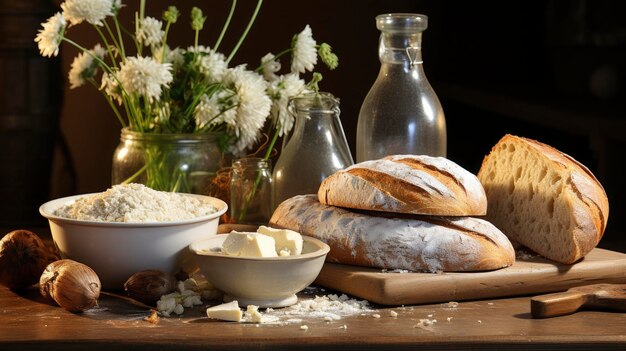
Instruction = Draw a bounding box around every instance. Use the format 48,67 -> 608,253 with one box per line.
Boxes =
477,134 -> 609,264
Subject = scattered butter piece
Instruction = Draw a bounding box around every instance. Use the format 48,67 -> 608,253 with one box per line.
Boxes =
206,300 -> 242,322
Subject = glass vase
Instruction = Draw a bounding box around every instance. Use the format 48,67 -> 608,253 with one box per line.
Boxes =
111,128 -> 230,195
229,157 -> 273,225
356,13 -> 447,162
272,92 -> 354,207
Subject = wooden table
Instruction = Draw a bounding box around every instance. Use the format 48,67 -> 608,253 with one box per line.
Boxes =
1,283 -> 625,351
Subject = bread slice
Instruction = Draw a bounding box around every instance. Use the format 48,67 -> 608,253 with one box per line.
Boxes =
318,155 -> 487,216
477,134 -> 609,264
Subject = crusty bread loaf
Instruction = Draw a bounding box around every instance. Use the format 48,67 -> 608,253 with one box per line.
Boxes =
270,195 -> 515,272
317,155 -> 487,216
477,134 -> 609,264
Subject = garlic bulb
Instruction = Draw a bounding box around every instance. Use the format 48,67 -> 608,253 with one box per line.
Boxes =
124,269 -> 176,305
40,259 -> 101,312
0,230 -> 58,289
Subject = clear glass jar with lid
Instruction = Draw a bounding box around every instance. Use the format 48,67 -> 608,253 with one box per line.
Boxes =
356,13 -> 446,162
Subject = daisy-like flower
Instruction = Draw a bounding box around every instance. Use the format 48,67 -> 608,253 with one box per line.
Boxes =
291,25 -> 317,74
268,73 -> 308,136
136,17 -> 165,47
100,71 -> 123,104
68,44 -> 106,89
260,53 -> 281,81
198,51 -> 228,83
34,12 -> 66,57
194,90 -> 237,129
61,0 -> 114,26
117,56 -> 173,102
223,65 -> 271,155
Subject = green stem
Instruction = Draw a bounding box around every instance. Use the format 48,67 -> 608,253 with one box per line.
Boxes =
121,163 -> 149,184
103,20 -> 121,58
226,0 -> 263,64
214,0 -> 236,51
93,25 -> 118,68
89,80 -> 126,127
113,17 -> 126,59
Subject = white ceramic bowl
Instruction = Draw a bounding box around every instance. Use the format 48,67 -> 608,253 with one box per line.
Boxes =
189,234 -> 330,308
39,193 -> 227,290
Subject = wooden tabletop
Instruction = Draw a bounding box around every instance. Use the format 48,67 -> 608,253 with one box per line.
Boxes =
1,283 -> 625,351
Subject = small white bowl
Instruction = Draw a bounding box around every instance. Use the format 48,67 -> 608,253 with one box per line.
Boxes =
189,234 -> 330,308
39,193 -> 227,290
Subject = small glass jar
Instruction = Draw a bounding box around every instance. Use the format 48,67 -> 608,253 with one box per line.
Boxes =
230,157 -> 273,225
112,128 -> 228,194
272,92 -> 354,207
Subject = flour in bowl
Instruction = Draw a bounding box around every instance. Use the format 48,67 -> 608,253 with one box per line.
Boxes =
55,183 -> 218,222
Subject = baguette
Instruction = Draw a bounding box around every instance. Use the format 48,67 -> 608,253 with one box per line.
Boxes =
270,195 -> 515,272
477,134 -> 609,264
318,155 -> 487,216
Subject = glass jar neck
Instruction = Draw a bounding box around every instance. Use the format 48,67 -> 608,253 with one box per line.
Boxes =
232,157 -> 270,172
379,32 -> 423,65
376,13 -> 427,66
120,128 -> 218,144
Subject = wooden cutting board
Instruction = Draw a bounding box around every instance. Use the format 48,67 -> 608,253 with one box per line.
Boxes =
313,248 -> 626,306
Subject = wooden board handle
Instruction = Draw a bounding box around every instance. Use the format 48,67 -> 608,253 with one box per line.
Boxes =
531,291 -> 587,318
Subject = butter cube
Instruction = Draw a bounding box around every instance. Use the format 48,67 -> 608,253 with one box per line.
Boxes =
206,300 -> 242,322
257,226 -> 303,256
221,232 -> 278,257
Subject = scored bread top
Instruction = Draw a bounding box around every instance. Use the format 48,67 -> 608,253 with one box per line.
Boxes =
318,155 -> 487,216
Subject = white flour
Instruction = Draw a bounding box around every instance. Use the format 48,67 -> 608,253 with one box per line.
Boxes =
241,293 -> 375,324
55,183 -> 217,222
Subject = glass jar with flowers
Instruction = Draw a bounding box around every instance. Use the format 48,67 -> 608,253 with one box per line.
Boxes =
34,0 -> 338,199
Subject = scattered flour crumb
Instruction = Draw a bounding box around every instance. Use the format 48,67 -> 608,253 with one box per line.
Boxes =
55,183 -> 217,222
427,314 -> 433,318
478,320 -> 482,324
414,319 -> 437,328
300,325 -> 309,331
445,301 -> 459,308
389,311 -> 398,318
372,314 -> 381,319
487,302 -> 494,306
381,268 -> 410,273
324,316 -> 333,322
446,317 -> 453,322
340,325 -> 347,330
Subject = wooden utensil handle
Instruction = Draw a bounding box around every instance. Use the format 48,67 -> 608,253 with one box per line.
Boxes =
531,291 -> 587,318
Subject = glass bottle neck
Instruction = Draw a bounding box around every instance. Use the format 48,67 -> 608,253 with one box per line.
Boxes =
379,32 -> 423,65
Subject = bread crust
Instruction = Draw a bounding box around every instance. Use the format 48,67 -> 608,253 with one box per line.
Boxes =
478,134 -> 609,264
318,155 -> 487,216
270,195 -> 515,272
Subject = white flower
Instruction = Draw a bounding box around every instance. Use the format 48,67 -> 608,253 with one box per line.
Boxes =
61,0 -> 114,26
188,46 -> 228,82
291,25 -> 317,74
68,44 -> 106,89
136,17 -> 165,47
268,73 -> 308,136
260,53 -> 281,81
34,13 -> 66,57
194,90 -> 237,129
224,65 -> 271,155
100,71 -> 123,104
199,52 -> 228,82
118,56 -> 173,102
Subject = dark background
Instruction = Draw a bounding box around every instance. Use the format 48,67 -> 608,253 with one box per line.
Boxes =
1,0 -> 624,250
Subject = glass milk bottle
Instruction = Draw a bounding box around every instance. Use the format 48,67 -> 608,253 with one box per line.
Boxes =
272,92 -> 354,207
356,13 -> 446,162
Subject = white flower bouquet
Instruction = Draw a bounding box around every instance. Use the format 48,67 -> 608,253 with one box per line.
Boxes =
35,0 -> 337,193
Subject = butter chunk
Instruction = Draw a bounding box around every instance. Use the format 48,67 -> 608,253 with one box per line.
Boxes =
206,301 -> 242,322
221,232 -> 278,257
257,226 -> 303,256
